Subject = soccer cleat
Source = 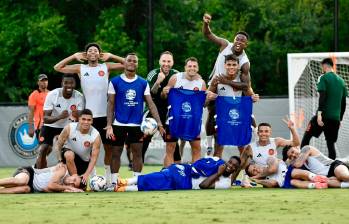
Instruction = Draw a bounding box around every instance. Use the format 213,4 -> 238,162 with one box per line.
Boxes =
105,183 -> 117,192
315,182 -> 328,189
206,147 -> 213,156
312,175 -> 328,183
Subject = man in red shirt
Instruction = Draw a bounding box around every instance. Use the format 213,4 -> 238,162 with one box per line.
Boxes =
28,74 -> 49,138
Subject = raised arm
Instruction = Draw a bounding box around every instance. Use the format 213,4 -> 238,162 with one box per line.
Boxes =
202,13 -> 228,51
101,52 -> 125,72
53,53 -> 84,75
81,136 -> 101,184
275,117 -> 300,148
160,75 -> 177,99
291,146 -> 313,168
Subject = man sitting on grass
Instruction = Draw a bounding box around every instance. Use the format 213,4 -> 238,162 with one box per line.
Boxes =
0,164 -> 84,193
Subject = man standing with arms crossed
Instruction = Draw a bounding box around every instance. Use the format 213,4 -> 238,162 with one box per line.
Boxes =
54,43 -> 124,185
301,58 -> 347,159
105,53 -> 165,190
28,74 -> 49,138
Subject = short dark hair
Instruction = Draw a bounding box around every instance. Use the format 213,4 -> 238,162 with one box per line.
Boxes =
236,31 -> 249,40
282,145 -> 292,161
160,51 -> 173,57
79,177 -> 87,190
80,109 -> 93,117
257,122 -> 271,131
62,73 -> 76,80
126,52 -> 138,58
185,57 -> 198,65
224,54 -> 239,64
85,43 -> 102,53
230,156 -> 241,166
321,58 -> 333,67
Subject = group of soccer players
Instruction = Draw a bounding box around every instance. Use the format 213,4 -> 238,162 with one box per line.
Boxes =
1,13 -> 348,193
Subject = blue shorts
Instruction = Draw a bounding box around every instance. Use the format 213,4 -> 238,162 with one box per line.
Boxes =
282,165 -> 294,189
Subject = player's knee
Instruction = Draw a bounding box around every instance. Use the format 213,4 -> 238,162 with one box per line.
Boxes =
64,150 -> 75,161
23,186 -> 31,193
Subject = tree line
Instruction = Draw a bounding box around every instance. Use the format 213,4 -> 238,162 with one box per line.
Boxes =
0,0 -> 348,102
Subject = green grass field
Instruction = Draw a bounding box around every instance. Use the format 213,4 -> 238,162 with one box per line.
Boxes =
1,166 -> 348,224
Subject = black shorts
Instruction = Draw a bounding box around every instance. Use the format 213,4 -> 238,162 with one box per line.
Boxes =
327,160 -> 347,177
162,125 -> 200,143
40,125 -> 63,146
111,125 -> 145,146
305,116 -> 340,142
62,148 -> 89,175
13,166 -> 34,193
92,117 -> 111,145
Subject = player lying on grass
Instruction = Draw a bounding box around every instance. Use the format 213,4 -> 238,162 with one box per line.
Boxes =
110,156 -> 244,192
245,156 -> 328,189
0,164 -> 84,193
283,145 -> 349,188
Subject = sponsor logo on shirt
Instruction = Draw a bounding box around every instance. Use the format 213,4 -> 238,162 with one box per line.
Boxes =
84,141 -> 91,148
98,70 -> 105,77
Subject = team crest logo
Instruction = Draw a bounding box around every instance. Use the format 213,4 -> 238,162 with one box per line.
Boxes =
84,141 -> 91,148
193,87 -> 199,91
268,149 -> 275,155
70,105 -> 77,111
126,89 -> 136,100
181,102 -> 191,113
98,70 -> 105,77
8,113 -> 39,159
229,109 -> 239,120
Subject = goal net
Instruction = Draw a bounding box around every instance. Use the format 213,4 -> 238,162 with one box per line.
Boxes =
288,52 -> 349,158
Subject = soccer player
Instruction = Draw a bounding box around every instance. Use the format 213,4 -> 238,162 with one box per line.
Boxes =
105,53 -> 165,189
113,156 -> 241,192
301,58 -> 348,159
28,74 -> 49,138
202,13 -> 256,154
0,164 -> 84,193
161,57 -> 209,167
54,43 -> 124,185
35,74 -> 84,169
54,109 -> 101,185
145,51 -> 182,163
205,54 -> 259,158
245,157 -> 328,189
283,145 -> 349,188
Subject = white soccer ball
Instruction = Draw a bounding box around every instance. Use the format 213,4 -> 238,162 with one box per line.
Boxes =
89,175 -> 107,192
140,118 -> 158,135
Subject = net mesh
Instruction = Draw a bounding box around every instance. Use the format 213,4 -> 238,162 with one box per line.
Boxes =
293,59 -> 349,157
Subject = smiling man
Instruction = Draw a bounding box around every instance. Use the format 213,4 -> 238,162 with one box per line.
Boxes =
35,74 -> 84,169
54,109 -> 101,185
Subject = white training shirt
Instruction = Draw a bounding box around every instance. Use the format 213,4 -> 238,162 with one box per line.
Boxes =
32,168 -> 67,192
43,88 -> 84,128
64,122 -> 100,162
80,63 -> 109,118
209,41 -> 249,80
108,74 -> 150,126
174,72 -> 204,90
304,149 -> 333,176
217,81 -> 242,98
250,138 -> 277,166
191,175 -> 231,190
266,160 -> 288,187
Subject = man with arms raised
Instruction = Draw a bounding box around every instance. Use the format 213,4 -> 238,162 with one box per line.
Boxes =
35,74 -> 84,169
106,53 -> 165,190
54,43 -> 124,184
0,164 -> 84,193
54,109 -> 101,185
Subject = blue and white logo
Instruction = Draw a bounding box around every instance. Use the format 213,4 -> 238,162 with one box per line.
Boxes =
181,102 -> 192,113
8,113 -> 39,159
229,109 -> 239,120
125,89 -> 136,101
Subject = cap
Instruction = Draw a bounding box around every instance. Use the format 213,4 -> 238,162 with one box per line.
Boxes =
38,74 -> 48,81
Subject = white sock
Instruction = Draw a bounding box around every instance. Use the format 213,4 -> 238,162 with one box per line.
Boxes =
207,136 -> 213,148
125,185 -> 138,192
308,183 -> 316,189
308,173 -> 316,181
111,173 -> 119,184
127,176 -> 138,185
340,182 -> 349,188
105,165 -> 111,185
133,172 -> 141,177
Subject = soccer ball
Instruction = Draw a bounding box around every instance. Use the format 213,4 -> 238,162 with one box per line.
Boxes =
89,175 -> 107,192
140,118 -> 158,135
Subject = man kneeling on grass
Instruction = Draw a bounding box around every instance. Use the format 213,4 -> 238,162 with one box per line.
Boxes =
110,156 -> 242,192
245,156 -> 328,189
0,164 -> 85,193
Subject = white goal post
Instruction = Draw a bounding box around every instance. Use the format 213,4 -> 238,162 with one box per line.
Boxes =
288,52 -> 349,157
